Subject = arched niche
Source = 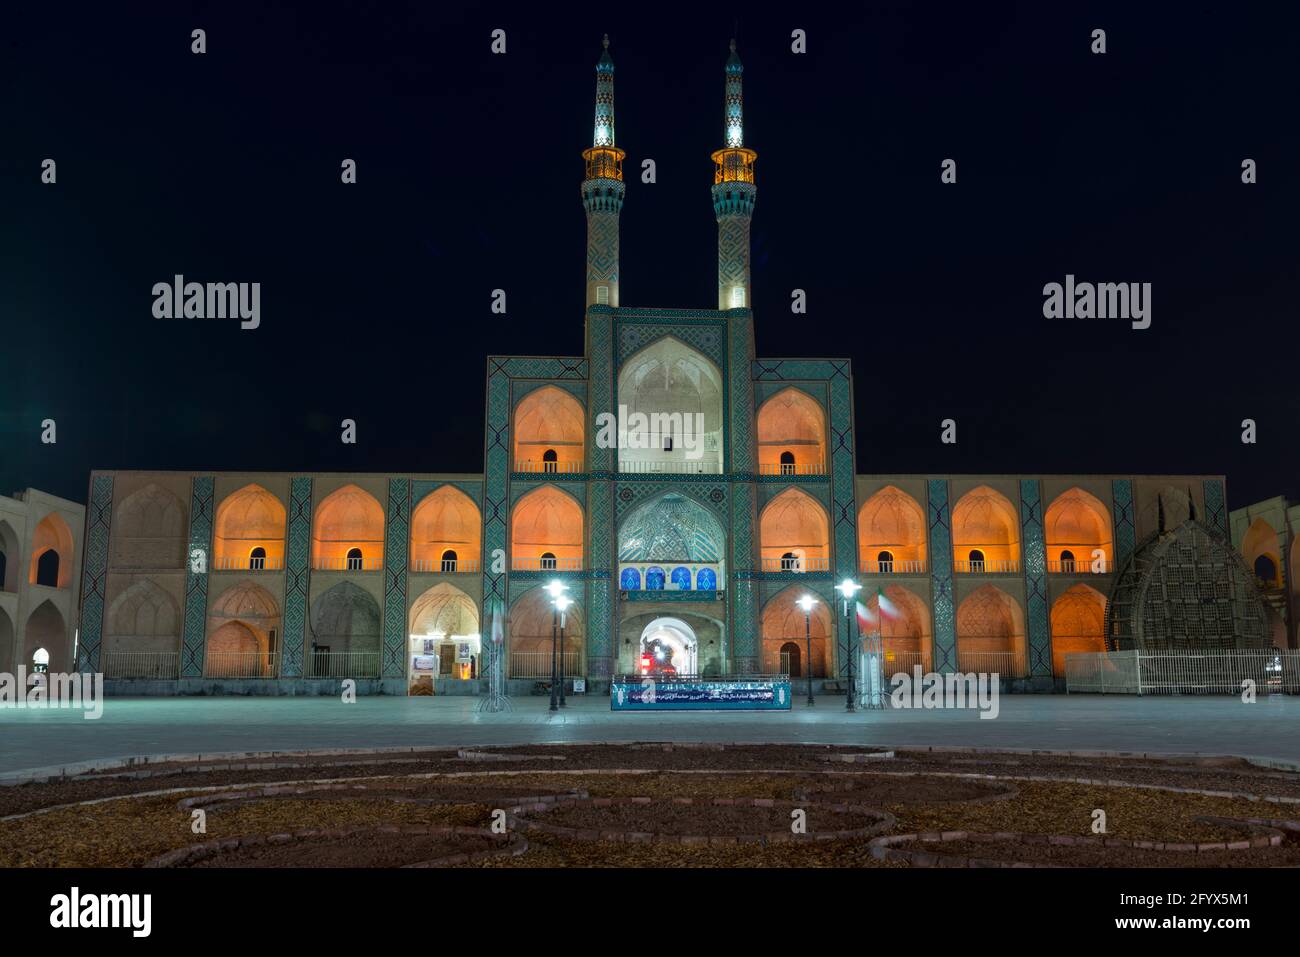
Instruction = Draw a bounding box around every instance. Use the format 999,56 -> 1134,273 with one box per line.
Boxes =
616,336 -> 724,474
311,485 -> 384,570
756,388 -> 826,474
759,488 -> 829,572
510,485 -> 584,570
857,486 -> 927,573
513,386 -> 585,473
761,586 -> 833,677
214,484 -> 286,570
951,486 -> 1021,572
411,486 -> 482,572
955,584 -> 1026,674
1044,488 -> 1113,571
28,512 -> 74,588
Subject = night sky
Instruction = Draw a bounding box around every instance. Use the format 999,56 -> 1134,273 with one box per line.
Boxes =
4,1 -> 1297,508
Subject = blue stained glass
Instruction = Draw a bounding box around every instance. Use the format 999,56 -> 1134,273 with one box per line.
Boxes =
670,566 -> 692,590
696,568 -> 717,591
645,566 -> 666,590
620,567 -> 641,590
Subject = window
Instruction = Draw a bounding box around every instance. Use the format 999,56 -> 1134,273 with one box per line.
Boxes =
542,449 -> 558,473
781,551 -> 800,572
877,549 -> 894,573
540,552 -> 557,570
731,286 -> 745,308
967,549 -> 985,572
780,451 -> 795,475
346,547 -> 364,571
663,436 -> 673,452
35,549 -> 59,587
441,549 -> 458,573
249,546 -> 266,570
596,284 -> 610,305
1060,549 -> 1076,573
1255,554 -> 1278,585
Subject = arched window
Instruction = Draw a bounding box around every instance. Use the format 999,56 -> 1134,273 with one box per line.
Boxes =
645,566 -> 666,590
1255,554 -> 1278,585
441,549 -> 458,572
670,566 -> 692,590
540,552 -> 557,570
346,547 -> 364,571
968,549 -> 985,571
696,567 -> 717,591
1059,549 -> 1076,573
542,449 -> 558,473
35,550 -> 60,588
877,549 -> 894,572
619,567 -> 641,590
781,551 -> 800,572
249,546 -> 267,570
780,641 -> 801,677
780,450 -> 795,475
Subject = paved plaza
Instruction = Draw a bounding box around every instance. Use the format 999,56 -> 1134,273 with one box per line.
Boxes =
2,693 -> 1299,777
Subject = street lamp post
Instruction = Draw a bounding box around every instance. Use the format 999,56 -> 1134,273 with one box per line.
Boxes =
796,594 -> 817,706
555,594 -> 572,708
545,580 -> 568,713
836,578 -> 862,713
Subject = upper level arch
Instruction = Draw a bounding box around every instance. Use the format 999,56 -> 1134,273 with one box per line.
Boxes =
29,512 -> 74,588
511,485 -> 584,571
951,486 -> 1021,573
756,387 -> 826,475
1044,487 -> 1113,573
616,336 -> 724,474
214,484 -> 286,570
857,485 -> 927,574
513,385 -> 585,473
312,485 -> 384,571
411,486 -> 482,572
760,487 -> 830,572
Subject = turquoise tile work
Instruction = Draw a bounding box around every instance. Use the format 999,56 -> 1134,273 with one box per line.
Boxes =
382,479 -> 411,679
1019,479 -> 1052,678
927,479 -> 957,672
180,477 -> 215,678
76,475 -> 115,672
280,477 -> 313,678
1111,479 -> 1136,569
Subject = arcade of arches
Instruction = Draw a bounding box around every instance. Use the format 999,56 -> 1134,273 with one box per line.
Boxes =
312,485 -> 384,570
214,484 -> 286,570
514,385 -> 585,472
858,486 -> 927,572
761,586 -> 832,677
511,485 -> 584,567
411,486 -> 482,571
951,486 -> 1021,570
756,387 -> 826,473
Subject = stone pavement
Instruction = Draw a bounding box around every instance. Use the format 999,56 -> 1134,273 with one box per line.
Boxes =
1,693 -> 1298,776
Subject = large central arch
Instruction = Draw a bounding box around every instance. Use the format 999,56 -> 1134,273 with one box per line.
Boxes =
637,617 -> 698,675
617,492 -> 725,591
617,336 -> 724,474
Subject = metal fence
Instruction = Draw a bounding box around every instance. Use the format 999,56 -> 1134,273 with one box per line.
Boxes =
508,650 -> 585,679
101,651 -> 180,680
204,652 -> 279,679
306,651 -> 381,678
955,650 -> 1028,677
1065,650 -> 1300,694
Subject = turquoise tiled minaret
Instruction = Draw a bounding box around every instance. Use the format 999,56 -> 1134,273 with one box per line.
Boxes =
582,35 -> 625,308
712,39 -> 757,311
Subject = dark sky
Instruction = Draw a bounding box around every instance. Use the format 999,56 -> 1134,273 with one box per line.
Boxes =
4,1 -> 1297,507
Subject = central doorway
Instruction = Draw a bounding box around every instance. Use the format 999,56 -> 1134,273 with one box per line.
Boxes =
638,617 -> 699,676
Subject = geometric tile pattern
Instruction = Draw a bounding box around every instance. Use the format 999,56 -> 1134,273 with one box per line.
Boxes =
586,310 -> 615,675
617,321 -> 726,369
927,479 -> 957,672
280,476 -> 313,678
180,476 -> 215,678
382,478 -> 411,679
76,474 -> 115,672
1018,479 -> 1052,678
1202,478 -> 1228,539
1111,478 -> 1136,569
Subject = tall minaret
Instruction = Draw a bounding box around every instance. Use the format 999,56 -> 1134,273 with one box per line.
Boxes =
711,38 -> 757,311
582,35 -> 625,308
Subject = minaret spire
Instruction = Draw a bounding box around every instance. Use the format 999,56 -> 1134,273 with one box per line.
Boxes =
711,38 -> 757,310
582,34 -> 625,308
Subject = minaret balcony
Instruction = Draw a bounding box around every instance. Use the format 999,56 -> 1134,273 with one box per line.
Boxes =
711,147 -> 757,185
583,146 -> 625,181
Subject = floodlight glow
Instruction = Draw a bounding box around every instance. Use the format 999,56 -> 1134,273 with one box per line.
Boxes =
836,579 -> 862,599
546,579 -> 568,599
796,594 -> 816,612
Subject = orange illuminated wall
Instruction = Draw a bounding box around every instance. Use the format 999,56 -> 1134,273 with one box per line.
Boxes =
509,586 -> 584,656
28,512 -> 74,588
759,488 -> 829,567
513,386 -> 585,471
761,586 -> 832,677
756,387 -> 825,471
1050,584 -> 1107,675
214,484 -> 287,569
510,485 -> 584,565
311,485 -> 385,568
951,486 -> 1021,567
1241,518 -> 1282,587
956,585 -> 1025,656
1044,488 -> 1113,567
411,486 -> 482,569
857,486 -> 927,568
865,584 -> 932,662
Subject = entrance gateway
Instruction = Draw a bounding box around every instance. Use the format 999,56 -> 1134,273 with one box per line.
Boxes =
638,617 -> 698,676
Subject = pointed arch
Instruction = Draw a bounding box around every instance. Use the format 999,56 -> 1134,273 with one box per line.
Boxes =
28,512 -> 74,588
214,484 -> 287,570
956,585 -> 1026,674
510,484 -> 584,570
409,582 -> 480,638
507,585 -> 585,666
756,387 -> 826,474
616,335 -> 724,474
24,599 -> 68,673
0,607 -> 13,673
311,484 -> 384,571
1050,583 -> 1107,675
857,486 -> 927,573
411,486 -> 482,572
863,583 -> 933,670
309,581 -> 381,657
951,486 -> 1021,572
1044,488 -> 1113,571
1241,518 -> 1282,587
0,519 -> 19,592
760,487 -> 829,571
106,578 -> 181,655
513,386 -> 585,472
206,580 -> 281,677
761,585 -> 833,677
113,483 -> 188,568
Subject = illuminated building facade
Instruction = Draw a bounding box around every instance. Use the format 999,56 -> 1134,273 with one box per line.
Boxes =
60,40 -> 1272,695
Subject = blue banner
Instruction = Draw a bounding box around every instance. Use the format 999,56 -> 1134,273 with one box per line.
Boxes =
610,677 -> 792,711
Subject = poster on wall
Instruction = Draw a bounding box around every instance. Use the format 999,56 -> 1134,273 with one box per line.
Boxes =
610,676 -> 791,711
